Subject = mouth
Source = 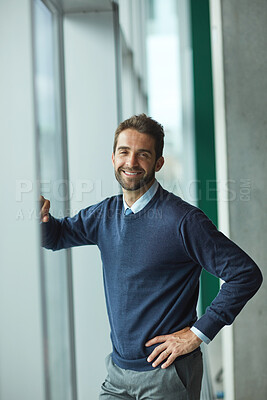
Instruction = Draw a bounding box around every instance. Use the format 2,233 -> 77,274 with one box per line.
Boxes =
122,170 -> 143,177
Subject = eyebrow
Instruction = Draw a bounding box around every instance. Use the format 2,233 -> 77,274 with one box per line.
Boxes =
117,146 -> 152,155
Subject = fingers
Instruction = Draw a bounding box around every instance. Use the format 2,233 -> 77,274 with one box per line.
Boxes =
147,344 -> 167,364
161,353 -> 177,369
145,333 -> 180,368
145,327 -> 195,369
42,213 -> 50,223
148,344 -> 183,369
147,347 -> 171,368
147,345 -> 179,369
145,335 -> 168,347
40,195 -> 50,223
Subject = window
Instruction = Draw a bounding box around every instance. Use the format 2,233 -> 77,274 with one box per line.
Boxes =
33,1 -> 76,399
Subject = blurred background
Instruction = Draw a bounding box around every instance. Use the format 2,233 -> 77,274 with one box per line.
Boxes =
0,0 -> 266,399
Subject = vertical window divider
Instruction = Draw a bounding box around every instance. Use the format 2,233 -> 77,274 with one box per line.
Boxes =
57,10 -> 78,400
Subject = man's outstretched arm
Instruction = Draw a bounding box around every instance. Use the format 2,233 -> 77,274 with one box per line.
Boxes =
39,195 -> 100,251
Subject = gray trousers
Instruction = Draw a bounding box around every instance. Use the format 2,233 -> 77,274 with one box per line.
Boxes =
99,350 -> 203,400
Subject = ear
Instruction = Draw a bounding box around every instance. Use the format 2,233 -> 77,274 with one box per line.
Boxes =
155,156 -> 164,172
112,153 -> 115,166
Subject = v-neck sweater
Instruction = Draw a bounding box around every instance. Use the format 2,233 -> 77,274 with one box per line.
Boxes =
42,185 -> 262,371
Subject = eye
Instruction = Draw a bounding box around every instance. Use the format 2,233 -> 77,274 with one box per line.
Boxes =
139,153 -> 149,158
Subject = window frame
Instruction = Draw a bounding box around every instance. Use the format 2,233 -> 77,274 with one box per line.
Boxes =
32,1 -> 77,399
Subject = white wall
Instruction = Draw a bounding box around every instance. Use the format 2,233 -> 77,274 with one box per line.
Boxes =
0,1 -> 45,399
63,11 -> 119,399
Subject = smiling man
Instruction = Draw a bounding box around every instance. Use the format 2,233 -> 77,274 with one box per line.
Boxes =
112,126 -> 164,204
41,114 -> 262,400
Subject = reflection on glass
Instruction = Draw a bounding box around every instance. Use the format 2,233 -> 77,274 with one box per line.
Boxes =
33,1 -> 76,399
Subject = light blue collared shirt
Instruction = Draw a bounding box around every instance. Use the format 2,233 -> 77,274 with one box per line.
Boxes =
123,179 -> 210,345
123,179 -> 159,214
191,327 -> 210,344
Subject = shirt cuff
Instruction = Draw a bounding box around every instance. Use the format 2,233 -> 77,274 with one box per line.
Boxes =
190,326 -> 211,344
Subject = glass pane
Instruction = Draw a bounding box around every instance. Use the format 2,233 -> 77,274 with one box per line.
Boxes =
33,1 -> 75,399
146,0 -> 183,195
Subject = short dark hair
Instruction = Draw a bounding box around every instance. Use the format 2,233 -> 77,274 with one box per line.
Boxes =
113,114 -> 165,160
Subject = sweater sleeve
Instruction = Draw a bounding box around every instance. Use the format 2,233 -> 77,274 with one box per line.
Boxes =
41,203 -> 102,251
180,208 -> 263,341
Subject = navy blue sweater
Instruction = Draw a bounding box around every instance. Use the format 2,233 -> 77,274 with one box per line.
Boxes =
42,185 -> 262,371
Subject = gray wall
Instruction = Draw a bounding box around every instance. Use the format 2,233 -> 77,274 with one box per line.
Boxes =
221,1 -> 267,399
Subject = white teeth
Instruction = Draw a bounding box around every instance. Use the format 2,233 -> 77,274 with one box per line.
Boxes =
124,171 -> 140,175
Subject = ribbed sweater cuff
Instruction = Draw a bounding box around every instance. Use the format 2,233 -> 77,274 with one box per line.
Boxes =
192,313 -> 225,341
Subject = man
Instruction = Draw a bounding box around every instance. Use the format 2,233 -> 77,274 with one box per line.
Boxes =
41,114 -> 262,400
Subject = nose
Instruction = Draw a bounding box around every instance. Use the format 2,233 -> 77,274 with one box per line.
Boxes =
126,153 -> 139,168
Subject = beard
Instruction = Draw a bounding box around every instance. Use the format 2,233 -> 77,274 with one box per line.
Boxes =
114,166 -> 156,192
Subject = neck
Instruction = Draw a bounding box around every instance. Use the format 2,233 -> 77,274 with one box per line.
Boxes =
123,179 -> 155,207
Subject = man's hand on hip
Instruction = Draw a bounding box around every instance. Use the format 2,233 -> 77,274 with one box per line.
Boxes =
145,327 -> 202,369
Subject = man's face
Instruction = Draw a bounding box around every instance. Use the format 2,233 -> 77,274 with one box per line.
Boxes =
112,129 -> 164,192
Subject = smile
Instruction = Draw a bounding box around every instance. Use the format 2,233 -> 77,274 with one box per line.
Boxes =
122,170 -> 143,176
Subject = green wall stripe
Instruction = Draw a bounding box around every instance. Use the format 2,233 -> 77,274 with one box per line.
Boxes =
190,0 -> 220,314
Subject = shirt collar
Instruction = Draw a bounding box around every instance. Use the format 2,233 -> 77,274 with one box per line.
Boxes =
123,180 -> 159,214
